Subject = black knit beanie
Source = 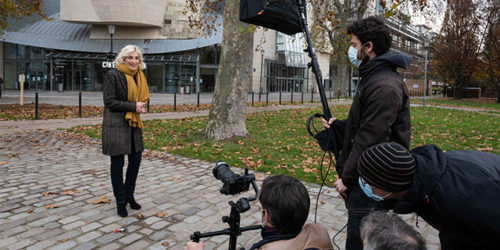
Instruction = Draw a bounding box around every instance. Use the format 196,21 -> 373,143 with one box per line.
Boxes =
357,142 -> 416,192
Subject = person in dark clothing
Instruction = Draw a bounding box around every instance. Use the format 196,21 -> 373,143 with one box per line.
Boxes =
322,16 -> 412,250
185,175 -> 333,250
357,142 -> 500,250
102,44 -> 150,217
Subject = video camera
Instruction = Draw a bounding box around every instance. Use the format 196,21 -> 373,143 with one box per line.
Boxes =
213,161 -> 255,196
191,162 -> 261,250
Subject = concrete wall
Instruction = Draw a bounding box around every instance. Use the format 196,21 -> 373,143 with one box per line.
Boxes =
60,0 -> 167,27
251,28 -> 277,93
313,52 -> 330,92
90,25 -> 163,40
61,0 -> 203,40
163,0 -> 203,39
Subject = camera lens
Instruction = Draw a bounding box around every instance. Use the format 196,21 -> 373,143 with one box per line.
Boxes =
213,161 -> 235,182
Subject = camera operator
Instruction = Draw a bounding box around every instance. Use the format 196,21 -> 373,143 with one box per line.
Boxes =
360,211 -> 426,250
357,142 -> 500,249
321,16 -> 412,250
185,175 -> 333,250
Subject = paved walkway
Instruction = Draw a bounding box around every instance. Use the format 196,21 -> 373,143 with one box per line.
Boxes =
0,102 -> 440,250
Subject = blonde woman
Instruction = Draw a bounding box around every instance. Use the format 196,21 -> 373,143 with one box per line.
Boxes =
102,45 -> 149,217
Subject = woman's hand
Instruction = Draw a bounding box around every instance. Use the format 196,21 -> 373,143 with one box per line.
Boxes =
136,102 -> 146,113
320,117 -> 336,129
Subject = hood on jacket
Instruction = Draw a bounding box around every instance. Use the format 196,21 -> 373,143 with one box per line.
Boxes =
373,50 -> 413,69
411,145 -> 448,195
392,145 -> 447,214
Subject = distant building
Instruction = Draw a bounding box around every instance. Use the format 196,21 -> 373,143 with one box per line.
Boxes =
0,0 -> 329,94
344,1 -> 433,96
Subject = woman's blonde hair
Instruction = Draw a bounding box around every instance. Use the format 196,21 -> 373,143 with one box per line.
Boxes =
114,45 -> 145,70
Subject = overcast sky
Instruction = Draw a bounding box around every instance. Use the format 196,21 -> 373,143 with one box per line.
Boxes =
406,0 -> 447,33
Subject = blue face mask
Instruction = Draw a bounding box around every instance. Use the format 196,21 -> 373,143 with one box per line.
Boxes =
348,43 -> 369,67
348,46 -> 362,67
359,177 -> 391,201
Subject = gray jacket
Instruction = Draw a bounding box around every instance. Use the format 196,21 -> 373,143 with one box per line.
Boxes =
102,69 -> 144,156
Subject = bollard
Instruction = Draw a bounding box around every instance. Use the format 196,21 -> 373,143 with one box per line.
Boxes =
311,88 -> 314,103
174,92 -> 177,111
266,91 -> 269,106
78,92 -> 82,117
301,91 -> 304,104
279,90 -> 282,105
147,100 -> 150,113
35,92 -> 39,120
251,92 -> 254,106
197,91 -> 200,109
291,89 -> 294,104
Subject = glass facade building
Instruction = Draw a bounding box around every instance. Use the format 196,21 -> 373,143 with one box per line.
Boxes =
2,42 -> 220,93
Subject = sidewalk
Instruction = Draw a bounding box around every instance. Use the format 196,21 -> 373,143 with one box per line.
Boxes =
0,90 -> 337,107
0,102 -> 440,250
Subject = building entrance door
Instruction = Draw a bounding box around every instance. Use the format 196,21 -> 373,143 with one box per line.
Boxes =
145,64 -> 163,93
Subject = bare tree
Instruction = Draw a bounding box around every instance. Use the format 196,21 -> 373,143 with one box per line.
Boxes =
432,0 -> 481,99
204,0 -> 254,140
0,0 -> 49,34
309,0 -> 431,96
309,0 -> 369,96
482,0 -> 500,102
186,0 -> 253,140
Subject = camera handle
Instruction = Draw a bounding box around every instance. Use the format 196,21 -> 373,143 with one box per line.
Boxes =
190,175 -> 261,250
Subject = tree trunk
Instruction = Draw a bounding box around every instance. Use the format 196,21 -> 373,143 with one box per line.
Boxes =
496,86 -> 500,103
205,0 -> 253,140
454,85 -> 462,100
335,58 -> 348,97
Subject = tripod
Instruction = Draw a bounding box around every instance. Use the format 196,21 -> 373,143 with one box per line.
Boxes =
190,175 -> 261,250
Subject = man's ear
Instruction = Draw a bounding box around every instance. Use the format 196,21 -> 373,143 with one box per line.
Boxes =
264,210 -> 274,227
364,41 -> 374,52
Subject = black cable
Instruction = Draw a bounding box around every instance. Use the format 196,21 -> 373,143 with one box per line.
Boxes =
312,120 -> 345,249
332,223 -> 348,250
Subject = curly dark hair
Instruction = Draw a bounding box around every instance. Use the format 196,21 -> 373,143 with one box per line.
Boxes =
347,16 -> 392,56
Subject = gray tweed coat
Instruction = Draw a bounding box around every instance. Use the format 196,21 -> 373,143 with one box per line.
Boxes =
102,69 -> 144,156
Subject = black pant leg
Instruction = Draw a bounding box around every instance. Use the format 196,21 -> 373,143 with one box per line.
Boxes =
345,184 -> 385,250
124,151 -> 142,199
110,155 -> 126,204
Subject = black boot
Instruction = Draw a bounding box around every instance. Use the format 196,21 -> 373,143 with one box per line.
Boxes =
117,203 -> 128,217
127,197 -> 142,210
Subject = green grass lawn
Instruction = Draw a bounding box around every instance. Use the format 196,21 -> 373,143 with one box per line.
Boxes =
411,98 -> 500,110
67,105 -> 499,185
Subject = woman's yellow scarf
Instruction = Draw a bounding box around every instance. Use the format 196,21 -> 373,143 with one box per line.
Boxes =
116,63 -> 150,129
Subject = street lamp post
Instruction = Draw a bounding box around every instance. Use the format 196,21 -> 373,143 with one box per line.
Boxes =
108,25 -> 115,60
423,41 -> 430,107
260,49 -> 265,93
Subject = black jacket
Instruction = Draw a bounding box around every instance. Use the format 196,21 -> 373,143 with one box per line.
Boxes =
338,50 -> 412,188
392,145 -> 500,245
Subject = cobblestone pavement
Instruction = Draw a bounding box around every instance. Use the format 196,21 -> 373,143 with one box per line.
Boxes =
0,129 -> 440,250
